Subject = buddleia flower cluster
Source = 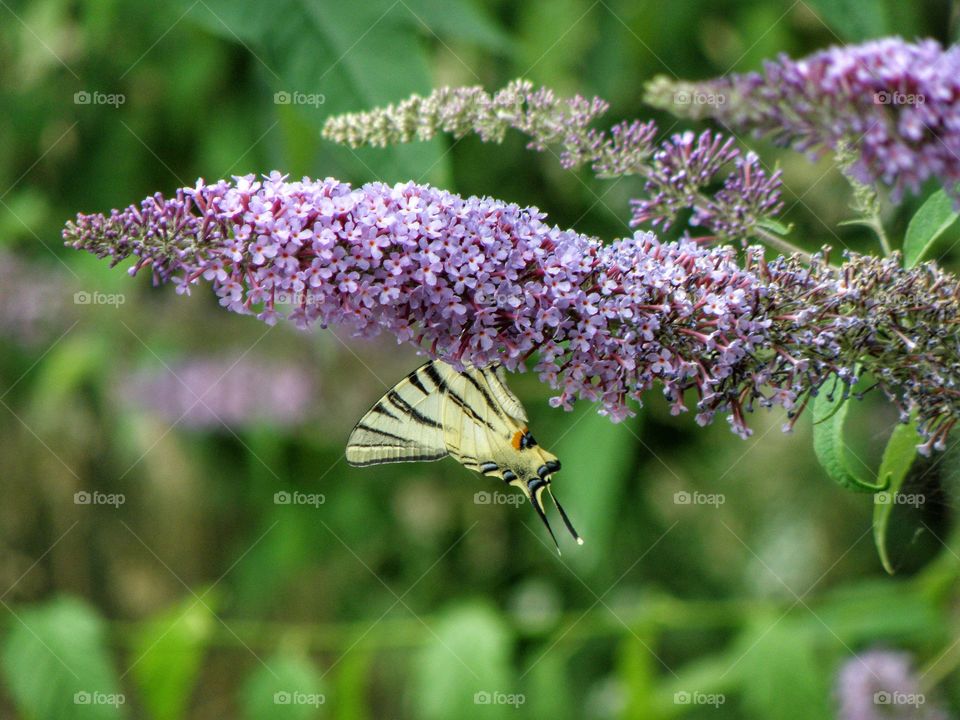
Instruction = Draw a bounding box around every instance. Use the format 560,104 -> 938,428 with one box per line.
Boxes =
322,81 -> 786,248
629,130 -> 784,245
64,173 -> 960,451
645,37 -> 960,204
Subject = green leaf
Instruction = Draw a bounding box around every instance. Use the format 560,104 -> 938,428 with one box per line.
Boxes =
332,648 -> 372,720
414,602 -> 515,720
131,592 -> 217,720
657,651 -> 742,713
617,635 -> 660,719
551,406 -> 639,567
517,0 -> 596,91
872,420 -> 922,574
0,188 -> 50,245
241,651 -> 325,720
813,580 -> 940,642
183,0 -> 448,182
1,596 -> 126,720
737,619 -> 832,720
757,218 -> 793,236
812,373 -> 888,492
523,649 -> 574,720
801,0 -> 890,41
903,189 -> 958,268
27,334 -> 110,425
231,516 -> 316,614
401,0 -> 511,52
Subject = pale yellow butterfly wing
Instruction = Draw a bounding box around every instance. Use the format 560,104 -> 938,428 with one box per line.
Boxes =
428,362 -> 525,479
345,364 -> 448,466
485,364 -> 528,423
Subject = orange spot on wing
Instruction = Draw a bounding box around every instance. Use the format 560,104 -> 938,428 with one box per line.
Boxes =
511,428 -> 528,450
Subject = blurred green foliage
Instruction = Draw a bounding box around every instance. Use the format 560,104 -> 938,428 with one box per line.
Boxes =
1,0 -> 958,718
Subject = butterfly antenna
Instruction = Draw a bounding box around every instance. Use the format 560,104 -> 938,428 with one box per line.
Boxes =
547,486 -> 584,545
530,488 -> 562,555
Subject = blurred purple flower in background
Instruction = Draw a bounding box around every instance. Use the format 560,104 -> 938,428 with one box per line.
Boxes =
835,650 -> 946,720
0,251 -> 73,346
124,356 -> 316,430
64,174 -> 960,448
647,38 -> 960,204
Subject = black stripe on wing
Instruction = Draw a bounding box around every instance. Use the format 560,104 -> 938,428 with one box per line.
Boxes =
370,402 -> 400,420
407,370 -> 430,395
348,450 -> 448,467
352,424 -> 410,443
479,365 -> 528,422
421,362 -> 491,432
461,370 -> 506,419
422,362 -> 449,394
444,388 -> 499,432
386,389 -> 443,428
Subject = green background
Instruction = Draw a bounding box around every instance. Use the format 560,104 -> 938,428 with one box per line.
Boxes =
0,0 -> 958,717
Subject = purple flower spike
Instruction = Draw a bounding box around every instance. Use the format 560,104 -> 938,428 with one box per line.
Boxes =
630,130 -> 784,244
323,81 -> 785,246
651,37 -> 960,204
65,173 -> 960,446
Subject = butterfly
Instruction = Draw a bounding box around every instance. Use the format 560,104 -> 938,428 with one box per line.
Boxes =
346,360 -> 582,553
